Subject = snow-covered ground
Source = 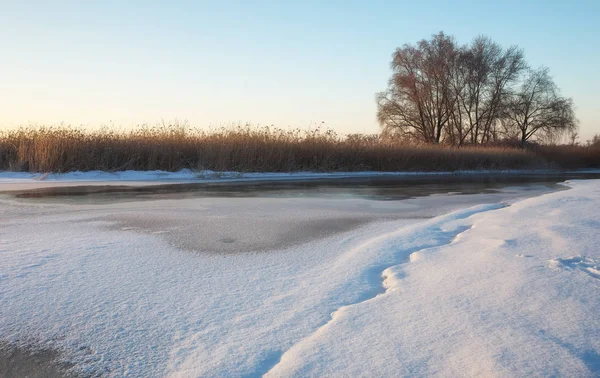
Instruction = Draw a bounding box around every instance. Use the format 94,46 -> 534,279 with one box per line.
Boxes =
0,179 -> 599,377
0,169 -> 461,190
0,169 -> 517,185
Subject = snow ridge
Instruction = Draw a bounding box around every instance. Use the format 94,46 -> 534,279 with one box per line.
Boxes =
263,203 -> 505,377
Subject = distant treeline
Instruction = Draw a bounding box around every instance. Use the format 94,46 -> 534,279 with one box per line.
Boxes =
0,125 -> 598,173
377,32 -> 578,145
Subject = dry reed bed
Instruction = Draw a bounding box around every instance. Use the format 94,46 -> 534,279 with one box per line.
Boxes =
0,126 -> 597,173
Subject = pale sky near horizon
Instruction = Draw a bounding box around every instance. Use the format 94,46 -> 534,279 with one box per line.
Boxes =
1,1 -> 599,141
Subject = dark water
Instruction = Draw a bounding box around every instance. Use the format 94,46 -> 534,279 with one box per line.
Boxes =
0,343 -> 76,378
5,171 -> 600,204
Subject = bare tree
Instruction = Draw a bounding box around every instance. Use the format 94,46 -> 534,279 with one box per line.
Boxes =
504,67 -> 577,144
451,37 -> 525,145
568,130 -> 579,145
376,32 -> 459,143
378,33 -> 578,146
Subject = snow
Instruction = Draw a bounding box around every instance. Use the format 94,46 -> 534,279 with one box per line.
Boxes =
0,179 -> 599,377
0,169 -> 460,187
265,180 -> 600,377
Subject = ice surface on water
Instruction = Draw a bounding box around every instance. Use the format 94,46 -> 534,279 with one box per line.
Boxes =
0,179 -> 599,377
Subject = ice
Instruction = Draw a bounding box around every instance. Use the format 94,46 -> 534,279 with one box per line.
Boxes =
0,179 -> 599,377
2,168 -> 599,192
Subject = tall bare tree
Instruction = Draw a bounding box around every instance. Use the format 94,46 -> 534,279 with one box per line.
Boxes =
376,32 -> 459,143
451,37 -> 525,145
503,67 -> 577,144
377,33 -> 577,146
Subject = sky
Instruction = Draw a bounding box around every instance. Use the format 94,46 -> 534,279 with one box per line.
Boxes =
1,0 -> 599,141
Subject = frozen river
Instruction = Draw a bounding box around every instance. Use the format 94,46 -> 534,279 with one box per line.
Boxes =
1,173 -> 599,377
0,175 -> 573,255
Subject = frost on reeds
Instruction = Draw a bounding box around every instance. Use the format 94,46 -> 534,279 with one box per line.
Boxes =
0,123 -> 596,173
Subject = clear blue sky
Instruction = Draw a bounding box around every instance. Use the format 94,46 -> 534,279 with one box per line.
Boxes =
1,0 -> 599,140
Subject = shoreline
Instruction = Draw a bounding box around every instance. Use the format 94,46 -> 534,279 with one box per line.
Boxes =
1,168 -> 600,193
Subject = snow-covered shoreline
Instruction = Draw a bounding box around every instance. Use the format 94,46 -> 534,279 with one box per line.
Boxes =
1,179 -> 599,376
2,168 -> 600,182
267,180 -> 600,376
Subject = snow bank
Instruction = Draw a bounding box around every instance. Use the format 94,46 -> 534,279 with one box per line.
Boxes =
266,180 -> 600,377
0,169 -> 502,184
0,180 -> 599,377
